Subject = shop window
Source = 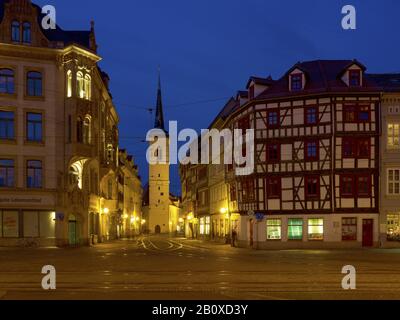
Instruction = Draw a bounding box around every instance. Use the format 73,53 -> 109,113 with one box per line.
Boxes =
342,218 -> 357,241
308,218 -> 323,240
387,213 -> 400,241
23,211 -> 39,238
266,219 -> 281,240
2,210 -> 19,238
288,219 -> 303,240
199,217 -> 205,235
39,212 -> 55,238
205,216 -> 211,235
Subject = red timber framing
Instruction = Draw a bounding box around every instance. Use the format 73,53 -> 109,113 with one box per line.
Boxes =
229,93 -> 380,215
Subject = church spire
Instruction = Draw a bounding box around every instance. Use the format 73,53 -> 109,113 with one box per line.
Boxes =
154,68 -> 165,131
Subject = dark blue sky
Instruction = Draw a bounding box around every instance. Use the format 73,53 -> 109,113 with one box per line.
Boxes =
35,0 -> 400,195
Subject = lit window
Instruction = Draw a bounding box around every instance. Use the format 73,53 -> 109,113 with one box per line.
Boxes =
11,21 -> 20,42
67,70 -> 72,97
26,112 -> 43,142
388,169 -> 400,195
0,111 -> 15,140
199,217 -> 205,235
84,74 -> 91,100
343,105 -> 357,123
22,22 -> 31,44
0,69 -> 15,94
0,159 -> 14,188
205,216 -> 211,235
308,218 -> 323,240
342,218 -> 357,241
388,124 -> 400,149
349,70 -> 361,87
288,219 -> 303,240
27,160 -> 42,189
83,116 -> 91,145
387,213 -> 400,241
291,74 -> 302,91
266,219 -> 281,240
305,107 -> 318,125
77,72 -> 84,98
27,71 -> 42,96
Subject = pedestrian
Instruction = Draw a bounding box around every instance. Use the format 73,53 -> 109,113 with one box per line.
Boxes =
231,228 -> 237,247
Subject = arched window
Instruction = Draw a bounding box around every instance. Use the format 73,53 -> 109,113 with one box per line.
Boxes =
22,22 -> 31,44
83,116 -> 91,145
84,74 -> 91,100
11,21 -> 20,42
66,70 -> 72,97
76,117 -> 83,143
0,69 -> 15,94
26,71 -> 42,96
77,71 -> 84,99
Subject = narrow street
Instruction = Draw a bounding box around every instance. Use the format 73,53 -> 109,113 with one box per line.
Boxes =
1,235 -> 400,300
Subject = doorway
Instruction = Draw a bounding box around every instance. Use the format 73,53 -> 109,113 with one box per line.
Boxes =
362,219 -> 374,247
155,225 -> 161,234
249,219 -> 254,247
68,214 -> 79,246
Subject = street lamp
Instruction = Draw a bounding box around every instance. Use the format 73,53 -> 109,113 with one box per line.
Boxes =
103,208 -> 109,214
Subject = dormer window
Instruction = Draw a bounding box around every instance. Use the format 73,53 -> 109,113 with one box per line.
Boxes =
11,21 -> 20,42
22,22 -> 31,44
349,70 -> 361,87
291,74 -> 302,91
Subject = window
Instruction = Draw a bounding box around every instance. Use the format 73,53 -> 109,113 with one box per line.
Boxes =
387,213 -> 400,241
266,219 -> 281,240
267,110 -> 279,127
357,175 -> 371,197
267,143 -> 280,162
22,22 -> 31,44
388,169 -> 400,195
77,72 -> 84,98
26,112 -> 43,142
308,218 -> 323,240
0,159 -> 14,188
266,177 -> 281,199
2,211 -> 19,238
388,124 -> 400,149
0,111 -> 15,140
344,104 -> 370,123
84,74 -> 91,100
340,175 -> 354,197
358,105 -> 370,122
241,180 -> 254,202
357,138 -> 370,158
291,74 -> 302,91
199,217 -> 205,235
26,71 -> 42,97
349,70 -> 361,87
11,21 -> 20,42
67,70 -> 72,97
27,160 -> 42,188
305,107 -> 318,125
205,216 -> 211,235
343,105 -> 357,123
305,140 -> 319,161
342,138 -> 370,159
305,175 -> 319,199
342,218 -> 357,241
249,85 -> 254,100
0,69 -> 15,94
230,185 -> 237,201
288,219 -> 303,240
77,117 -> 83,143
83,116 -> 91,145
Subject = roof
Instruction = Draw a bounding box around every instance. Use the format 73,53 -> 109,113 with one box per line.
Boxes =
208,97 -> 239,129
0,0 -> 93,51
365,73 -> 400,92
246,75 -> 275,89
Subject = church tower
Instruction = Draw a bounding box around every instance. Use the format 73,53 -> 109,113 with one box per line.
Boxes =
148,73 -> 170,234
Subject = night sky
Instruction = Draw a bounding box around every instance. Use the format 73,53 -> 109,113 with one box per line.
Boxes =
34,0 -> 400,195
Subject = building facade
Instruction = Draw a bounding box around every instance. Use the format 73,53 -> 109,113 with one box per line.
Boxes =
180,59 -> 400,249
0,0 -> 142,247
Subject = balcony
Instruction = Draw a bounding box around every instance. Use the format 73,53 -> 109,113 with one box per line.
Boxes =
66,142 -> 95,159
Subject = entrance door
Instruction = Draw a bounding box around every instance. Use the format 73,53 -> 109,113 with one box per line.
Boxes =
249,219 -> 254,247
155,225 -> 161,234
68,215 -> 78,246
362,219 -> 374,247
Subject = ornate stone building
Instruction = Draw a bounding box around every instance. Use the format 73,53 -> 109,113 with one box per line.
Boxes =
0,0 -> 142,246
